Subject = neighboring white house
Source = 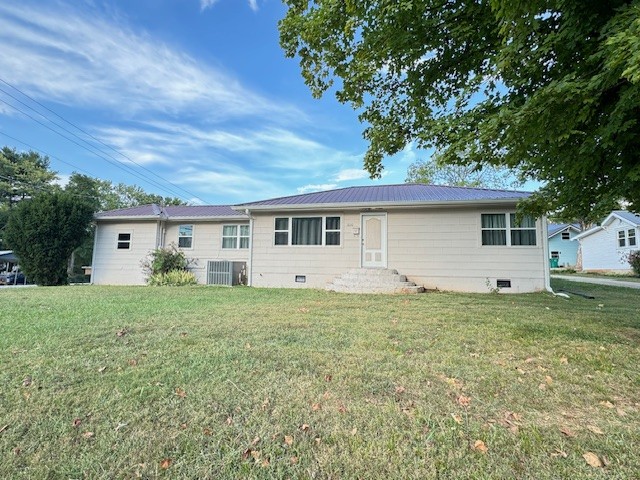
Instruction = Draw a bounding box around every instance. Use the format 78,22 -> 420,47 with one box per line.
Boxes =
573,210 -> 640,272
92,184 -> 550,293
547,223 -> 581,267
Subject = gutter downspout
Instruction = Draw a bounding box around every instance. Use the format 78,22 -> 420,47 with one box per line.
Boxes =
90,221 -> 99,285
542,214 -> 554,293
246,208 -> 253,287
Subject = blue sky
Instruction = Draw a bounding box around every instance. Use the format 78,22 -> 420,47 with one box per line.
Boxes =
0,0 -> 426,205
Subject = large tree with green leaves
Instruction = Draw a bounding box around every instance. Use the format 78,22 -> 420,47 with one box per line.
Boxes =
4,191 -> 94,285
279,0 -> 640,220
0,147 -> 57,248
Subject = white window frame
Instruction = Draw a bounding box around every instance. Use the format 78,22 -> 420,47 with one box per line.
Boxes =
618,228 -> 637,248
222,224 -> 250,249
481,213 -> 537,247
116,232 -> 132,250
274,215 -> 342,247
178,224 -> 194,249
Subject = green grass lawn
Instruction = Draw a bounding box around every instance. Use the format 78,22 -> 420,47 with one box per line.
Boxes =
1,280 -> 639,479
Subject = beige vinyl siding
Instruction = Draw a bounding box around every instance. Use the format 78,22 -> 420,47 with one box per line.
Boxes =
386,208 -> 545,293
92,220 -> 159,285
165,222 -> 249,284
249,206 -> 546,293
250,211 -> 360,288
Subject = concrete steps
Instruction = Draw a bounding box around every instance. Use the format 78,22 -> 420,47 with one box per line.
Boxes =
326,268 -> 424,294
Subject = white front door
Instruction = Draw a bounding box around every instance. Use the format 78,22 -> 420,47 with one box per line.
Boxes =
361,213 -> 387,268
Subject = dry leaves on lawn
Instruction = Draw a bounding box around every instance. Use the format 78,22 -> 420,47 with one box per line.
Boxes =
472,440 -> 488,453
583,452 -> 603,468
457,395 -> 471,407
160,458 -> 172,469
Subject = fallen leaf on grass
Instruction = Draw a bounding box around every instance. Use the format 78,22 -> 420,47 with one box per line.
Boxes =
82,431 -> 94,439
290,456 -> 298,464
160,458 -> 172,469
13,448 -> 21,456
298,307 -> 309,313
616,407 -> 626,417
128,359 -> 138,367
538,383 -> 547,391
451,413 -> 462,424
311,403 -> 321,411
300,424 -> 310,432
98,366 -> 107,373
261,398 -> 270,410
251,436 -> 261,446
324,374 -> 332,382
560,427 -> 576,437
583,452 -> 603,468
600,400 -> 614,409
587,425 -> 604,435
351,427 -> 358,435
22,376 -> 32,387
395,386 -> 406,394
472,440 -> 488,453
551,449 -> 568,458
203,428 -> 212,435
72,418 -> 82,428
179,332 -> 188,337
545,375 -> 553,385
116,328 -> 127,337
457,395 -> 471,407
175,388 -> 187,398
261,458 -> 270,467
226,417 -> 233,425
338,404 -> 347,414
284,435 -> 293,446
525,357 -> 535,363
242,448 -> 252,460
560,357 -> 568,364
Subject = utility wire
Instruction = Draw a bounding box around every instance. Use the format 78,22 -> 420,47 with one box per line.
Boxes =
0,76 -> 206,203
0,97 -> 192,202
0,131 -> 94,177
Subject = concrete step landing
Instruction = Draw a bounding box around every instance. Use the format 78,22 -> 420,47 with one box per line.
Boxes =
326,268 -> 424,294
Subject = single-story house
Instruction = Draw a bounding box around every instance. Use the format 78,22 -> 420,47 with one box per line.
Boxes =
547,223 -> 581,267
0,250 -> 19,271
573,210 -> 640,272
91,184 -> 551,293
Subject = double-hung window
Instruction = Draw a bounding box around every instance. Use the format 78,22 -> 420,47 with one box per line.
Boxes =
481,213 -> 537,246
222,224 -> 250,249
618,229 -> 637,248
274,216 -> 341,246
178,225 -> 193,248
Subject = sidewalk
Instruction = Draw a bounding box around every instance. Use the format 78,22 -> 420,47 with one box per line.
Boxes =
551,275 -> 640,290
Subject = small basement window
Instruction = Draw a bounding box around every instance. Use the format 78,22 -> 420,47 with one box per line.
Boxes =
496,279 -> 511,288
117,233 -> 131,250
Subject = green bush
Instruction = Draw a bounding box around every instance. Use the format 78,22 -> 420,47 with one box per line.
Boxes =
148,269 -> 197,286
142,244 -> 197,286
628,250 -> 640,276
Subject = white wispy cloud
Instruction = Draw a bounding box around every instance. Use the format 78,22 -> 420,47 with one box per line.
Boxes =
0,2 -> 298,121
297,184 -> 337,194
200,0 -> 259,12
334,168 -> 368,182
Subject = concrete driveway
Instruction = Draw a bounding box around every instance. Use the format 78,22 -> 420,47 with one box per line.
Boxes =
551,275 -> 640,290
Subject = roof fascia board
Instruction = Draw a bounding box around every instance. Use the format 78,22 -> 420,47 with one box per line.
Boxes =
574,226 -> 604,241
233,198 -> 523,212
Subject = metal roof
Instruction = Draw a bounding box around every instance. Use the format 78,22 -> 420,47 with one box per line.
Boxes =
95,204 -> 246,220
236,184 -> 531,208
547,223 -> 581,238
612,210 -> 640,226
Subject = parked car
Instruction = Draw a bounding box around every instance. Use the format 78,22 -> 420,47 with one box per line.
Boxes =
0,272 -> 26,285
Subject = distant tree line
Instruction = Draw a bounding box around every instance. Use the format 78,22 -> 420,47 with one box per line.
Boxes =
0,146 -> 185,285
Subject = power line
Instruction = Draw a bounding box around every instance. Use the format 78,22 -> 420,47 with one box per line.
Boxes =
0,131 -> 94,177
0,76 -> 206,203
0,97 -> 193,202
